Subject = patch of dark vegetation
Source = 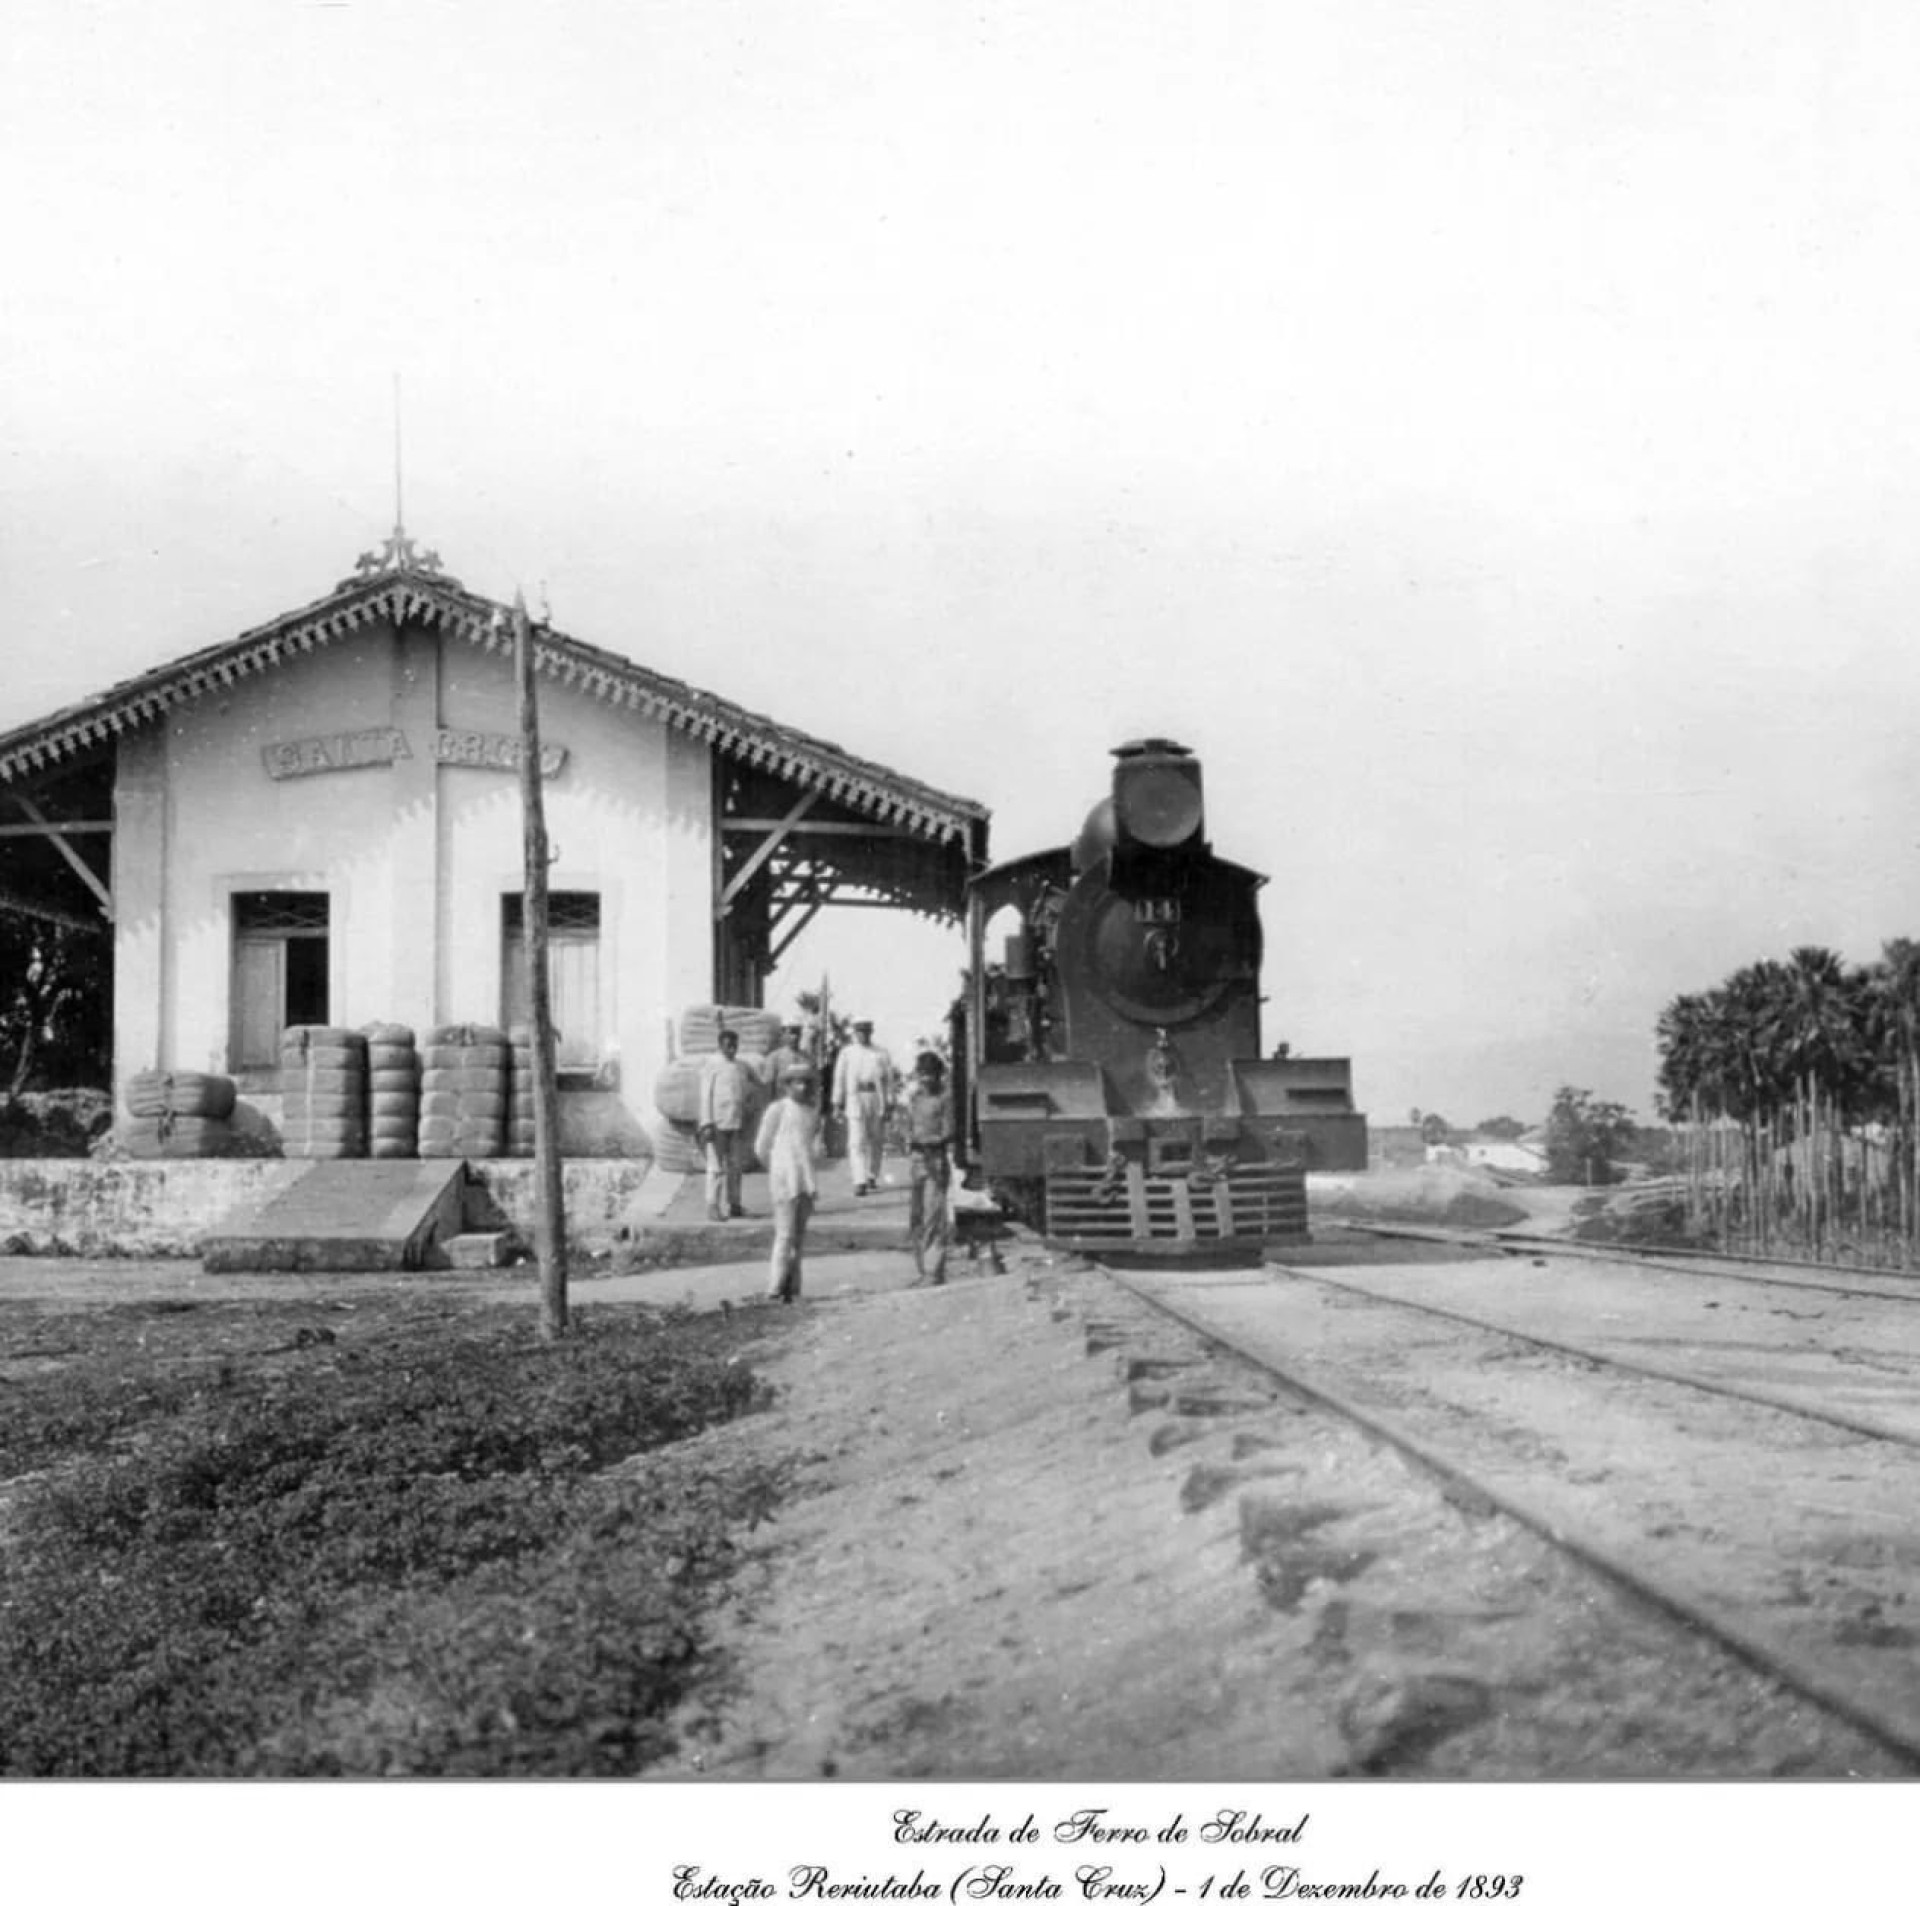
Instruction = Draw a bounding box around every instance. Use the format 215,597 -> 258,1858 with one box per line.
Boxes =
1341,1193 -> 1528,1231
0,1232 -> 215,1259
0,1299 -> 793,1775
0,1090 -> 113,1157
1570,1196 -> 1692,1247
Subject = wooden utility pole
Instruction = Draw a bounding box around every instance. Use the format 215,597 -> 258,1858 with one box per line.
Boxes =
514,592 -> 568,1340
817,969 -> 834,1155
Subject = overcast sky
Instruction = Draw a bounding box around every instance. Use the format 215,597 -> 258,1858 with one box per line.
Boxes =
6,1 -> 1920,1125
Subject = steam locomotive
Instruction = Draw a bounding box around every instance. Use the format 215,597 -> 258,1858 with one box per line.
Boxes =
956,739 -> 1365,1257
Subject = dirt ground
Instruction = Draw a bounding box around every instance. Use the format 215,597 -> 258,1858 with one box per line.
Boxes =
634,1235 -> 1904,1782
641,1247 -> 1354,1781
635,1171 -> 1898,1782
7,1167 -> 1739,1781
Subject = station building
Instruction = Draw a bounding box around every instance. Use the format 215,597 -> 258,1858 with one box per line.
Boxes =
0,532 -> 989,1149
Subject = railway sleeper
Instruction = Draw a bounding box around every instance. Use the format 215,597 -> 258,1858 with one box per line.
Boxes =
1178,1456 -> 1306,1514
1337,1672 -> 1498,1776
1147,1403 -> 1312,1461
1124,1374 -> 1280,1417
1125,1353 -> 1202,1381
1308,1589 -> 1534,1664
1171,1382 -> 1280,1417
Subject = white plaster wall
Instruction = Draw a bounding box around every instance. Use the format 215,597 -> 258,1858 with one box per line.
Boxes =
110,728 -> 169,1083
433,641 -> 699,1102
157,626 -> 398,1075
110,613 -> 714,1130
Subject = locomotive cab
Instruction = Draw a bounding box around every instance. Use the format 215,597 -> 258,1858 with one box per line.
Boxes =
964,739 -> 1366,1257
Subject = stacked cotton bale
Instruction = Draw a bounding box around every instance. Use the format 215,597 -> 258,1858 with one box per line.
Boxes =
506,1023 -> 536,1157
419,1023 -> 509,1159
280,1027 -> 369,1159
678,1004 -> 783,1064
649,1004 -> 782,1174
121,1069 -> 239,1158
650,1054 -> 708,1174
363,1022 -> 420,1160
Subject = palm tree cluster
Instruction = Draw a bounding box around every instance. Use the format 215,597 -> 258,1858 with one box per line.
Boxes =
1656,941 -> 1920,1263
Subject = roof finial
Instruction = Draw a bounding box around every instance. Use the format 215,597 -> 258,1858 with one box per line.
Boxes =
393,370 -> 405,540
336,377 -> 456,589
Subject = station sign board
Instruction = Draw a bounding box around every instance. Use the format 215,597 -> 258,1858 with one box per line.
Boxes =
262,726 -> 567,780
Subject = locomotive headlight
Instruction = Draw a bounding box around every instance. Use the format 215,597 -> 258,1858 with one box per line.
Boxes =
1112,738 -> 1205,851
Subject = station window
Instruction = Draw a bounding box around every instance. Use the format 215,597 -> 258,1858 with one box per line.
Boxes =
230,891 -> 330,1068
502,891 -> 602,1072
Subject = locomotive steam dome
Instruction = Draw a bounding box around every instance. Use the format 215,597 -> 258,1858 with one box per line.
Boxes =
1070,797 -> 1117,875
1111,737 -> 1205,851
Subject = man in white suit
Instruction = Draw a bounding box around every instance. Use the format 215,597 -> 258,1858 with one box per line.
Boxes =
831,1017 -> 895,1196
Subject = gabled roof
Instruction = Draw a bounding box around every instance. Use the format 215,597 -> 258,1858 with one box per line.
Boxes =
0,535 -> 989,852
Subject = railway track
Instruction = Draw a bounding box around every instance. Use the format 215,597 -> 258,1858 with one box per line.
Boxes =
1335,1215 -> 1920,1303
1070,1229 -> 1920,1773
1295,1226 -> 1920,1448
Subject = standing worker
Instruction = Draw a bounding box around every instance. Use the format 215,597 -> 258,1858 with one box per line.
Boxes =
903,1048 -> 954,1284
698,1026 -> 755,1221
832,1017 -> 895,1196
767,1019 -> 813,1091
755,1062 -> 822,1303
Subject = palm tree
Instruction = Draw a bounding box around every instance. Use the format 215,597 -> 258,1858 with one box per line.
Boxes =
1715,960 -> 1788,1247
1776,948 -> 1854,1251
1658,990 -> 1727,1239
1866,939 -> 1920,1258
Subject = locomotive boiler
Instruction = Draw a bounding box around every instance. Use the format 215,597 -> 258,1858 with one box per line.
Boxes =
958,738 -> 1366,1256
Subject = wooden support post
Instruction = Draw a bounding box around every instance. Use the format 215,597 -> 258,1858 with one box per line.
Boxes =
514,595 -> 568,1341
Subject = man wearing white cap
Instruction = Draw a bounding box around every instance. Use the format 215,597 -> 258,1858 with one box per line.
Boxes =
831,1016 -> 895,1196
755,1062 -> 822,1303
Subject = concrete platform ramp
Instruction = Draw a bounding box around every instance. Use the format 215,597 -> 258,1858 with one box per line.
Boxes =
202,1159 -> 468,1274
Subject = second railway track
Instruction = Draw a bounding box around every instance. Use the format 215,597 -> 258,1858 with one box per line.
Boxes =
1078,1230 -> 1920,1772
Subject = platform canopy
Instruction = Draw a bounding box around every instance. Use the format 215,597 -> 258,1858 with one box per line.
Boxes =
0,534 -> 991,990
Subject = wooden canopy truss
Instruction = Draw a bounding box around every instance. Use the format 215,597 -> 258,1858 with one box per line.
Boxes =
0,752 -> 115,937
713,758 -> 987,1005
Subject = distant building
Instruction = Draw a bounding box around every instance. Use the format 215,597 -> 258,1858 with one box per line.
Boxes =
1411,1136 -> 1549,1176
1461,1138 -> 1547,1177
0,534 -> 988,1149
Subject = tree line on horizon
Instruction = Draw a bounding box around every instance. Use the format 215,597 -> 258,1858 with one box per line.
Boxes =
1656,940 -> 1920,1262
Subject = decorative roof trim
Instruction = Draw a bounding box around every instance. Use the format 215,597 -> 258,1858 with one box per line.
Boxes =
0,569 -> 989,853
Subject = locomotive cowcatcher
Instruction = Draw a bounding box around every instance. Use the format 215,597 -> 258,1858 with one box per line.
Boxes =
956,738 -> 1366,1257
